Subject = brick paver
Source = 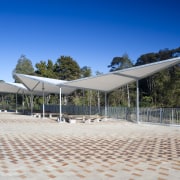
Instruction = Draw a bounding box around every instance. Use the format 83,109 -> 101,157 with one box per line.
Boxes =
0,112 -> 179,179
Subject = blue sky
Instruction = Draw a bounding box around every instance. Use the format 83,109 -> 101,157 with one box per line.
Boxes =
0,0 -> 180,82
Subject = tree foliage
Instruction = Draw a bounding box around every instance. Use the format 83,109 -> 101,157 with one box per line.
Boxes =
136,47 -> 180,107
55,56 -> 81,80
108,54 -> 134,107
108,53 -> 133,71
13,55 -> 34,82
35,59 -> 56,78
81,66 -> 92,78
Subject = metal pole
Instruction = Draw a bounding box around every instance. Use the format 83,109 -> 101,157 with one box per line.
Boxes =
42,83 -> 45,119
59,87 -> 62,121
16,93 -> 17,113
89,90 -> 92,117
30,92 -> 33,116
98,91 -> 100,115
136,80 -> 140,123
83,89 -> 85,115
105,92 -> 107,120
160,108 -> 162,123
171,108 -> 174,124
22,91 -> 25,114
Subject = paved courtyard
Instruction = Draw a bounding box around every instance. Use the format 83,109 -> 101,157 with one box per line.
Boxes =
0,112 -> 179,180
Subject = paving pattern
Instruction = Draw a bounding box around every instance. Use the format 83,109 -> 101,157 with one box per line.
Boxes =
0,113 -> 179,179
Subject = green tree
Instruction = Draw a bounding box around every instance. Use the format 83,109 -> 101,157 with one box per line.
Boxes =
108,54 -> 134,107
71,66 -> 92,106
168,65 -> 180,107
55,56 -> 81,80
136,47 -> 180,107
12,55 -> 35,111
13,55 -> 34,82
108,53 -> 133,72
95,71 -> 103,75
81,66 -> 92,78
35,59 -> 56,78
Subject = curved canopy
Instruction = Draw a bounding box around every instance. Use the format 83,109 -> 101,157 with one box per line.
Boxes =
0,82 -> 29,94
62,57 -> 180,92
14,74 -> 76,95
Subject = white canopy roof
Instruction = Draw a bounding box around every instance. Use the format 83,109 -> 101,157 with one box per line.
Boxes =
62,57 -> 180,92
0,82 -> 29,94
14,74 -> 76,95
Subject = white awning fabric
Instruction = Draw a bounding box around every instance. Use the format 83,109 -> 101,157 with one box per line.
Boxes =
0,82 -> 29,94
14,74 -> 77,117
62,57 -> 180,92
14,74 -> 76,95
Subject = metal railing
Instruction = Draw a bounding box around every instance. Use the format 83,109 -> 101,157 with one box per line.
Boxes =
43,105 -> 180,125
3,103 -> 179,126
139,108 -> 180,125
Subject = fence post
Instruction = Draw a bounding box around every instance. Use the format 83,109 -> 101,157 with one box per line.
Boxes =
147,108 -> 149,122
171,108 -> 174,124
136,80 -> 140,123
160,108 -> 162,123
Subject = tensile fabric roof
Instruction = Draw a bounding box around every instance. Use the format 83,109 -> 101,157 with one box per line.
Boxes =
62,57 -> 180,92
0,82 -> 29,94
14,74 -> 76,95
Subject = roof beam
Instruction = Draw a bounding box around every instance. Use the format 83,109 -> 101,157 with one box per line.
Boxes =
113,72 -> 139,80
